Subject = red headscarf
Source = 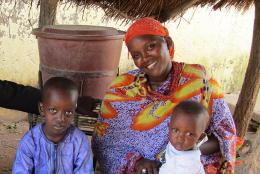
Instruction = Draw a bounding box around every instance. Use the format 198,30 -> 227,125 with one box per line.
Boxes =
125,17 -> 174,59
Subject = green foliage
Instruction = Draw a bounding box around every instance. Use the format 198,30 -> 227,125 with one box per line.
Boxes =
4,123 -> 17,133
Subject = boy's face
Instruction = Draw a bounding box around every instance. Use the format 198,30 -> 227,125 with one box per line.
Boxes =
39,88 -> 78,141
168,112 -> 204,151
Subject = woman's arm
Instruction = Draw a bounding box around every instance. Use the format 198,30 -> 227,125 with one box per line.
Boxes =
203,97 -> 237,172
0,80 -> 41,114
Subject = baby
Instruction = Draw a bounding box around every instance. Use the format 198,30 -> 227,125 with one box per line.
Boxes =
12,77 -> 93,174
159,100 -> 209,174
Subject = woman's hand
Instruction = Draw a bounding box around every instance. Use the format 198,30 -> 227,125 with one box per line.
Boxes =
134,158 -> 159,174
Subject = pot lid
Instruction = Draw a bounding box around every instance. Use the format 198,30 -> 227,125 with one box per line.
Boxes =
41,25 -> 120,36
32,25 -> 125,40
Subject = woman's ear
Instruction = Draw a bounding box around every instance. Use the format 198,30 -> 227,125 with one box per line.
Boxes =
165,36 -> 174,50
38,102 -> 44,116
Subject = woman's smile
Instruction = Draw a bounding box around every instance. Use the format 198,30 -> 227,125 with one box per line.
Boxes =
145,61 -> 157,70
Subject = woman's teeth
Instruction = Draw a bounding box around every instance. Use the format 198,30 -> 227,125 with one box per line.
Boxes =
147,62 -> 156,69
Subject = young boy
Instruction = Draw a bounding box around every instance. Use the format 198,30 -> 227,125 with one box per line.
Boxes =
159,100 -> 210,174
12,77 -> 93,174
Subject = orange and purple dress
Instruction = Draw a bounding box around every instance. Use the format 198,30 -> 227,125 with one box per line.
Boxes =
92,61 -> 237,174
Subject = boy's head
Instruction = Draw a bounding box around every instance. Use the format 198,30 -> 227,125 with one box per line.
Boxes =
39,77 -> 78,143
169,100 -> 209,151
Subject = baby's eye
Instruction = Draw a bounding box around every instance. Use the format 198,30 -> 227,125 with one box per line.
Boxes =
172,128 -> 178,133
186,132 -> 194,137
48,108 -> 57,114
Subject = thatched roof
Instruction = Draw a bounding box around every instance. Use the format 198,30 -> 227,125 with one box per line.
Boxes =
68,0 -> 254,22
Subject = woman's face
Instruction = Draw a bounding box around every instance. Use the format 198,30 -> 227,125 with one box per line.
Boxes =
127,35 -> 172,82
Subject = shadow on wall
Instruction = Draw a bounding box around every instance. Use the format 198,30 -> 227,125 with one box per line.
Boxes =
203,55 -> 249,93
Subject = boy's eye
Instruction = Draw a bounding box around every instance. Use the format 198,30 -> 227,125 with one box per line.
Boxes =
48,108 -> 57,113
65,111 -> 73,117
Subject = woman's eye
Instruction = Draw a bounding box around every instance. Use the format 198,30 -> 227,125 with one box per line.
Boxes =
132,54 -> 140,60
48,108 -> 57,113
146,43 -> 156,51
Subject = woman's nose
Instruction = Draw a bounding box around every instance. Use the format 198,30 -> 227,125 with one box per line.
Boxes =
140,51 -> 149,64
141,50 -> 149,60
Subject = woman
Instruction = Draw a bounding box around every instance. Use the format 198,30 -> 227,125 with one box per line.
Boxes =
92,17 -> 237,174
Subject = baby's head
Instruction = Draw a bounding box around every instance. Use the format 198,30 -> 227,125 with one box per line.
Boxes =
39,77 -> 78,143
168,100 -> 209,151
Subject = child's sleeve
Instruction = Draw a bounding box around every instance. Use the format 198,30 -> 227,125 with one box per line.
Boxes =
12,133 -> 34,174
74,134 -> 94,174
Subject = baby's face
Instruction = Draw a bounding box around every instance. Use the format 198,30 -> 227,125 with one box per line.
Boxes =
168,112 -> 204,151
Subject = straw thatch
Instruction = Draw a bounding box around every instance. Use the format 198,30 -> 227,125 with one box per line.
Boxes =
67,0 -> 254,22
1,0 -> 253,22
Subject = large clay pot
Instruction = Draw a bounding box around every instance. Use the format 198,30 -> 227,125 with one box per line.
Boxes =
32,25 -> 124,99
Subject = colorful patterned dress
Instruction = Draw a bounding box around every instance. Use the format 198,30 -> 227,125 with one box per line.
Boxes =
92,61 -> 237,174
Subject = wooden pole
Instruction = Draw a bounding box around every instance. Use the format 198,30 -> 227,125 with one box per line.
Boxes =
39,0 -> 59,27
234,0 -> 260,137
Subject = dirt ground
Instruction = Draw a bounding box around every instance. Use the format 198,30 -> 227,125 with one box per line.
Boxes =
0,93 -> 259,174
0,120 -> 28,173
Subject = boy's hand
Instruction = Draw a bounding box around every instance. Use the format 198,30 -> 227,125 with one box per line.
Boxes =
134,158 -> 159,174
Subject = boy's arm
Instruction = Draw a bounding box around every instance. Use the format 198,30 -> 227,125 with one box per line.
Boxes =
12,135 -> 34,174
74,135 -> 94,174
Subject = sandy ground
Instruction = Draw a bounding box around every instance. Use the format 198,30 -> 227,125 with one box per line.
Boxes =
0,120 -> 28,173
0,93 -> 259,174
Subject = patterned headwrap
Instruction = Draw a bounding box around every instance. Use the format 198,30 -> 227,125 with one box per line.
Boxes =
125,17 -> 174,59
